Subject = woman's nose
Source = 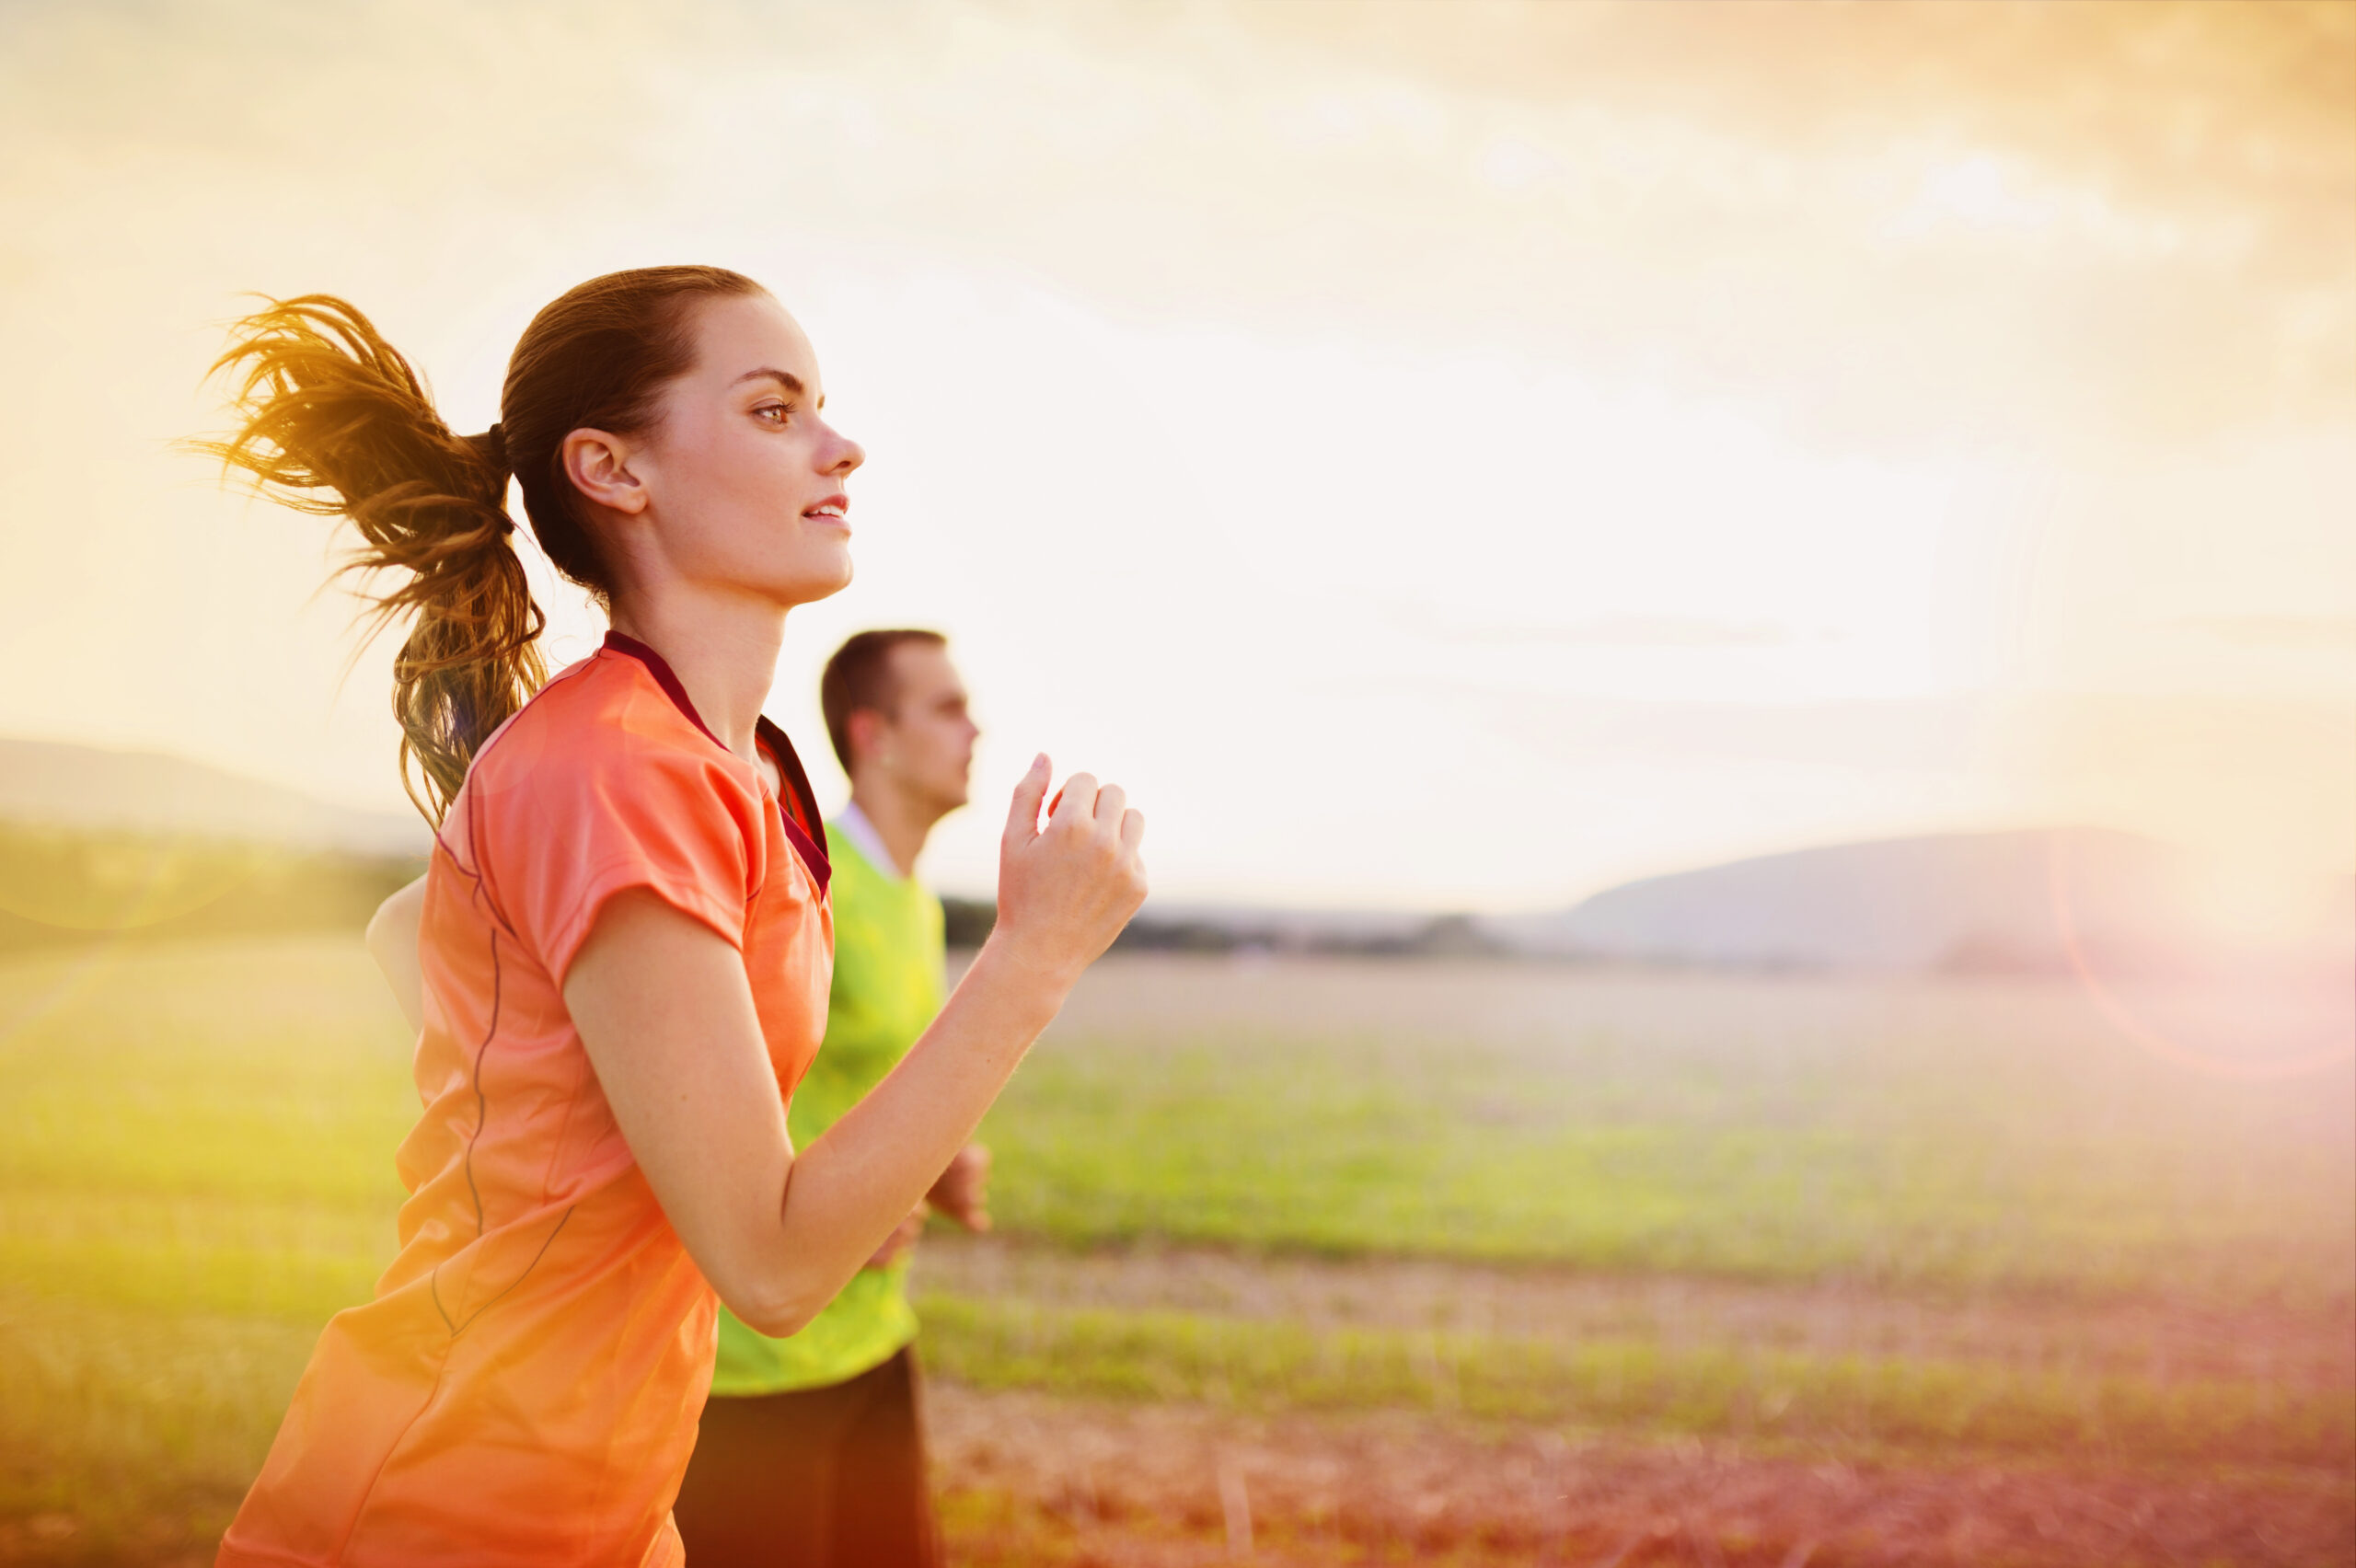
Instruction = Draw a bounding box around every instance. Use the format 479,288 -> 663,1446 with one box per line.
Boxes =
823,422 -> 865,477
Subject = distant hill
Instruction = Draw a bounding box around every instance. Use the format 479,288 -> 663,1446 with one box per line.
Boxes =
997,828 -> 2353,974
1481,828 -> 2352,975
6,738 -> 2343,978
0,738 -> 425,952
0,736 -> 427,856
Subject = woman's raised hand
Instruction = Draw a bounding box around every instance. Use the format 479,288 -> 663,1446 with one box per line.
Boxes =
990,753 -> 1148,989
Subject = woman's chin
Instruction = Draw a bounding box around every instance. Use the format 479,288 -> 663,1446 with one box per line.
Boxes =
774,554 -> 854,609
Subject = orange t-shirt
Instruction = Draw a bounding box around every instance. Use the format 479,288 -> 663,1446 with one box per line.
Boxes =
218,634 -> 833,1568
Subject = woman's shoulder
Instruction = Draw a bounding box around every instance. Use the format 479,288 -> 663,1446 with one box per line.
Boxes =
435,647 -> 775,943
456,648 -> 766,832
486,650 -> 740,775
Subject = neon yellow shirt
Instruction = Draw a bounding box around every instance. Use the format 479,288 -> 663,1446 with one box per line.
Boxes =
710,814 -> 945,1396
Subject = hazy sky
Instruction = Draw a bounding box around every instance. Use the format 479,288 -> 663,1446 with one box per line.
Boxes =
3,0 -> 2350,912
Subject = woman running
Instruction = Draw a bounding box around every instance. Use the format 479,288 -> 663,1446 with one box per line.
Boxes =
201,266 -> 1146,1568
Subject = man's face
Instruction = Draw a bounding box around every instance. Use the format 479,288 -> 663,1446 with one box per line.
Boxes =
865,642 -> 978,814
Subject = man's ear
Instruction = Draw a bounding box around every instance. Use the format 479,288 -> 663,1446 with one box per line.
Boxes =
845,707 -> 890,773
561,428 -> 647,515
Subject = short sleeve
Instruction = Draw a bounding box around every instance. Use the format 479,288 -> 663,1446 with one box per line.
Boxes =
475,734 -> 768,986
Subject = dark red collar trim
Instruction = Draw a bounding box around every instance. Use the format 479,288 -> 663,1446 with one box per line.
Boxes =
601,631 -> 831,895
757,715 -> 832,895
601,631 -> 724,750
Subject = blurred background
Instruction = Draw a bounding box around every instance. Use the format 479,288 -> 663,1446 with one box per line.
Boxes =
1,3 -> 2350,1564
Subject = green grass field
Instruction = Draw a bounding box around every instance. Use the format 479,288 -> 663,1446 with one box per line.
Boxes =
1,937 -> 2349,1562
1025,955 -> 2354,1299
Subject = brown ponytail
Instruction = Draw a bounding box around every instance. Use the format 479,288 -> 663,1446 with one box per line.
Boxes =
200,266 -> 763,824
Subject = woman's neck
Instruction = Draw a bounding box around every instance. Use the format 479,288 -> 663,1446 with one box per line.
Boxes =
606,594 -> 785,766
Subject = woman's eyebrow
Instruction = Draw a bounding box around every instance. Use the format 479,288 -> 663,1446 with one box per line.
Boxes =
731,366 -> 825,409
732,367 -> 806,395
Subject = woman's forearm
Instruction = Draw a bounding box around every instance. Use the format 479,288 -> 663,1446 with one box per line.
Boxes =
564,759 -> 1142,1339
569,907 -> 1077,1338
746,938 -> 1067,1330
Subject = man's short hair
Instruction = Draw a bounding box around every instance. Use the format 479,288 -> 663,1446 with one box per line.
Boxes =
821,629 -> 949,773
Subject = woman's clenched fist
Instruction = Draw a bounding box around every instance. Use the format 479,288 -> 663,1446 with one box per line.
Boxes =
989,753 -> 1148,990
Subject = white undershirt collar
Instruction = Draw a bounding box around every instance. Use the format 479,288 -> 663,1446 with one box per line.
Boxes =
834,800 -> 907,881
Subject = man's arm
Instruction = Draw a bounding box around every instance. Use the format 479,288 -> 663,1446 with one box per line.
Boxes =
927,1143 -> 991,1232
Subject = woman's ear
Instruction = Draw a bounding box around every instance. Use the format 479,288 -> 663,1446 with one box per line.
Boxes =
562,428 -> 647,515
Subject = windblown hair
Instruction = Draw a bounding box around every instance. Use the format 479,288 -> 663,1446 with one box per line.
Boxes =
199,266 -> 764,823
821,628 -> 949,774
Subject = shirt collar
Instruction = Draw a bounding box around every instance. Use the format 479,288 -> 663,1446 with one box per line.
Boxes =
835,800 -> 908,881
600,630 -> 832,894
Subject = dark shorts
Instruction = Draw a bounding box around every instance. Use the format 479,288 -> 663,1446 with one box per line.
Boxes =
674,1345 -> 942,1568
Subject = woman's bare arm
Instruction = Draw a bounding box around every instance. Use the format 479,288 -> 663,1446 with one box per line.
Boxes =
366,874 -> 429,1032
563,755 -> 1143,1336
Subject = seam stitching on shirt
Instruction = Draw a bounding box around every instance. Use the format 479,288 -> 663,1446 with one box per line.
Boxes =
426,917 -> 502,1331
445,1205 -> 577,1339
319,651 -> 653,1560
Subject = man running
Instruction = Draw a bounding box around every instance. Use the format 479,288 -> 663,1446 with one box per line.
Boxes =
673,628 -> 989,1568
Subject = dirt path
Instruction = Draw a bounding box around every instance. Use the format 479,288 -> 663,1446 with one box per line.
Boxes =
928,1380 -> 2355,1567
914,1236 -> 2352,1563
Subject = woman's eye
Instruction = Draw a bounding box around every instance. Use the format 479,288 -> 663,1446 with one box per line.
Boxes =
756,403 -> 795,425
